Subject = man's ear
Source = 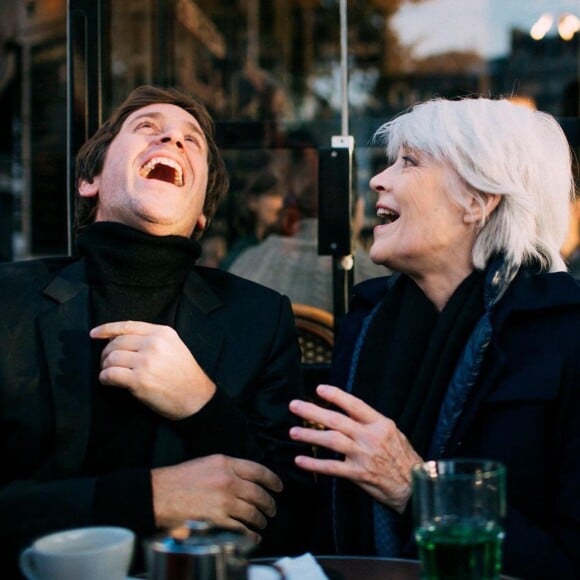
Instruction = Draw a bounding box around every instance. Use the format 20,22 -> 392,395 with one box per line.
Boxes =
196,213 -> 208,232
78,177 -> 100,198
464,193 -> 501,224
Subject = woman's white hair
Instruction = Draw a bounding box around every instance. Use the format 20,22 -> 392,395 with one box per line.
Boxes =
373,97 -> 575,272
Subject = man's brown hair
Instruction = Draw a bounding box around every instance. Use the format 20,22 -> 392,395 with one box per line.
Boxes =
74,85 -> 229,238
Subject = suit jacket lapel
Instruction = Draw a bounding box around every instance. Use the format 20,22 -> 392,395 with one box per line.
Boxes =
153,269 -> 225,467
39,265 -> 228,471
175,270 -> 224,378
39,260 -> 93,475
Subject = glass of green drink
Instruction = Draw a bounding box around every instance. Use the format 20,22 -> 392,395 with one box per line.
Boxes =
412,459 -> 506,580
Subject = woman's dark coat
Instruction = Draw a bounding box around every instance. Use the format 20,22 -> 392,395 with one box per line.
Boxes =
329,264 -> 580,580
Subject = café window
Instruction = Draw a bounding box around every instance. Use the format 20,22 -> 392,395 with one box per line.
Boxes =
5,0 -> 579,323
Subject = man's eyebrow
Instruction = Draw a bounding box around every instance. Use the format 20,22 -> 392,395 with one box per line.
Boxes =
129,111 -> 206,140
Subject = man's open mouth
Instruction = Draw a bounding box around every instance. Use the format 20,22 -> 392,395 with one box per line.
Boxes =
139,157 -> 184,186
377,207 -> 400,225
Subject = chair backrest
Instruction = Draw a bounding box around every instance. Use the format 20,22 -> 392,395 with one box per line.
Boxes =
291,303 -> 334,364
292,303 -> 335,461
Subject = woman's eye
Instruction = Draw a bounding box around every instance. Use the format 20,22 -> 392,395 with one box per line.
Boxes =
401,155 -> 416,167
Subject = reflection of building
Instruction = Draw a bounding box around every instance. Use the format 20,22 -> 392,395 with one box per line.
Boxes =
491,29 -> 579,116
370,71 -> 483,118
0,1 -> 578,260
9,0 -> 67,257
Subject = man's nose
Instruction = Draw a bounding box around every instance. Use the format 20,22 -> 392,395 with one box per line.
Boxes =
160,131 -> 184,149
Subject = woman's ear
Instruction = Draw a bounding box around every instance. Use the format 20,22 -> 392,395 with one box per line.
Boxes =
464,193 -> 501,224
78,177 -> 100,198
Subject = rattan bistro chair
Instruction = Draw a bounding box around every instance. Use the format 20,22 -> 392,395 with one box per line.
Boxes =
291,303 -> 334,365
291,304 -> 334,460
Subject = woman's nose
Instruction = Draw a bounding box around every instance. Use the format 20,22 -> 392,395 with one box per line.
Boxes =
369,166 -> 391,192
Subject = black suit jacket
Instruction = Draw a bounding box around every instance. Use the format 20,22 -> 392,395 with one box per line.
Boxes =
0,257 -> 313,576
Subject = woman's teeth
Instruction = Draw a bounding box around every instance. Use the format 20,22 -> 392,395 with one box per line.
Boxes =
377,207 -> 399,224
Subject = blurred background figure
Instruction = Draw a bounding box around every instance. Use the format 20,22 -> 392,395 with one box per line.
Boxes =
220,169 -> 284,270
561,153 -> 580,277
228,166 -> 333,310
352,194 -> 391,282
562,196 -> 580,277
197,226 -> 228,268
228,153 -> 387,311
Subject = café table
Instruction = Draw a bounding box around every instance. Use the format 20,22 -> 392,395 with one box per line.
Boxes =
313,556 -> 421,579
253,555 -> 520,580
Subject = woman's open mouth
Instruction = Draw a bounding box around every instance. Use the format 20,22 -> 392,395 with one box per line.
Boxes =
376,207 -> 400,225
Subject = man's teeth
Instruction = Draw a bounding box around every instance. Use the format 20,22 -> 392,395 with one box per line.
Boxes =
377,207 -> 399,224
139,157 -> 184,186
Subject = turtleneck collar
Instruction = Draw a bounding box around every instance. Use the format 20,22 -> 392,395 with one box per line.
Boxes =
75,221 -> 201,287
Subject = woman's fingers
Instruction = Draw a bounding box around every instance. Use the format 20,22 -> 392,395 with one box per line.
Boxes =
289,424 -> 354,455
289,398 -> 359,435
289,385 -> 389,440
293,454 -> 357,479
314,384 -> 384,423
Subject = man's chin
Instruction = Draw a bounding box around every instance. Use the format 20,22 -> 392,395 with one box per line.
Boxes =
123,214 -> 192,238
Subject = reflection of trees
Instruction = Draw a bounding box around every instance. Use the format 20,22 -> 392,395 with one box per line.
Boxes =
207,0 -> 430,120
0,0 -> 17,96
367,0 -> 426,74
295,0 -> 427,117
413,50 -> 485,74
191,0 -> 489,121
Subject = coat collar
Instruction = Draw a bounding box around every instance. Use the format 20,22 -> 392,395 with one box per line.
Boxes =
39,259 -> 225,474
490,262 -> 580,329
352,260 -> 580,321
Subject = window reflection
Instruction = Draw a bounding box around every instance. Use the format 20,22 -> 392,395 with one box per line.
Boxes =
108,0 -> 580,303
8,0 -> 578,266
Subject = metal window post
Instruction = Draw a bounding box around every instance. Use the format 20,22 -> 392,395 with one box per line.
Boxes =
318,0 -> 354,332
66,0 -> 110,255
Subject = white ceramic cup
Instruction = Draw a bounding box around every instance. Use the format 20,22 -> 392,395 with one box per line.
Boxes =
19,526 -> 135,580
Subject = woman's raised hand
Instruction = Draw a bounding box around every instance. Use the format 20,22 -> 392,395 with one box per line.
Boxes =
289,384 -> 422,513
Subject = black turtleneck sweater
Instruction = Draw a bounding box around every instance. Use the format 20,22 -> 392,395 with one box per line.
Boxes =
75,221 -> 201,531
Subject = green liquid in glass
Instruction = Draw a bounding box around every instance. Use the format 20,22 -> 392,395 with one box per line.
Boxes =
416,522 -> 504,580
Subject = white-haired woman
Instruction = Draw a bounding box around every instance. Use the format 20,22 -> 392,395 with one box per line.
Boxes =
289,97 -> 580,579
